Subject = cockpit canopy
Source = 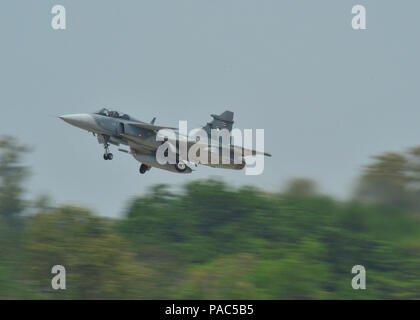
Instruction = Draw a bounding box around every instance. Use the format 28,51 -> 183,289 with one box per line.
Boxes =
95,108 -> 130,120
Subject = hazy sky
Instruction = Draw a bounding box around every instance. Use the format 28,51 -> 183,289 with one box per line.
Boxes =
1,1 -> 419,217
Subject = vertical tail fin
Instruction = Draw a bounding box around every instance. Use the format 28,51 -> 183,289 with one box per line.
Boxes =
202,111 -> 234,136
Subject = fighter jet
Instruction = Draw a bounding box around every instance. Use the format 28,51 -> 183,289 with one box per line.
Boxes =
59,108 -> 271,174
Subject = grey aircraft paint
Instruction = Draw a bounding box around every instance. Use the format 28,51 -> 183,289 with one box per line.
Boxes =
60,108 -> 270,175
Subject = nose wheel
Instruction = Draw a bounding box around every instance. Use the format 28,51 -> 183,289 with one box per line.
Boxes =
103,141 -> 113,160
103,153 -> 113,160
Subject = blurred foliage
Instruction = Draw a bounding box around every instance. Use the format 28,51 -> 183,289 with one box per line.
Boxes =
1,136 -> 420,299
24,207 -> 156,299
356,148 -> 420,211
283,178 -> 318,197
0,136 -> 30,221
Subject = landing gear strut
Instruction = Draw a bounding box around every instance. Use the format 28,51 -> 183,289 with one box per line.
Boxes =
103,141 -> 113,160
139,164 -> 150,174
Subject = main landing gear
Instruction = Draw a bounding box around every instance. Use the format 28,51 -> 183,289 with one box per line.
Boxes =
103,141 -> 113,160
175,161 -> 187,172
139,164 -> 151,174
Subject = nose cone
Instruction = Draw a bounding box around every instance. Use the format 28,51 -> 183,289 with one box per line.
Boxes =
59,114 -> 97,131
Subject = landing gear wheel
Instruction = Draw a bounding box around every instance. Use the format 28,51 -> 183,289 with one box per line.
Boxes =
139,164 -> 149,174
175,161 -> 187,172
103,139 -> 113,160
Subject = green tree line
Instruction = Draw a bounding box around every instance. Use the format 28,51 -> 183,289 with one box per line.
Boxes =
1,135 -> 420,299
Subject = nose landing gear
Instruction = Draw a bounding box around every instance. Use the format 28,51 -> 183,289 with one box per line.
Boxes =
103,141 -> 113,160
103,153 -> 113,160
